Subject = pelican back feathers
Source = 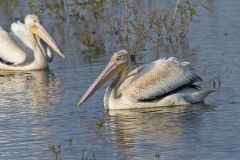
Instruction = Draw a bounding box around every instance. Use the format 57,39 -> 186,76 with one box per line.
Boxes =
121,57 -> 202,101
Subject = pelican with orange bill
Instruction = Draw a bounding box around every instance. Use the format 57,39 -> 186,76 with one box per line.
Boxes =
78,50 -> 214,110
0,14 -> 65,70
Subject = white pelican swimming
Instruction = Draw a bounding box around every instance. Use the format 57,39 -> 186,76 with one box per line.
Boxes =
78,50 -> 214,110
0,14 -> 65,70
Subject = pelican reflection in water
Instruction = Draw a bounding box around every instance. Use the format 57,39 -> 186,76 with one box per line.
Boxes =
0,14 -> 65,70
78,50 -> 214,109
0,70 -> 59,108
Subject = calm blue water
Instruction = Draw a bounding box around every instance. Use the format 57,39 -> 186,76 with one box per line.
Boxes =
0,0 -> 240,159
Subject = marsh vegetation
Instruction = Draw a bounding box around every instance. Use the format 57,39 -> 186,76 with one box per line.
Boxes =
1,0 -> 199,60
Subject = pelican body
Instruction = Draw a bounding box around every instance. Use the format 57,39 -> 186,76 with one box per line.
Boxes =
78,50 -> 213,110
0,14 -> 65,70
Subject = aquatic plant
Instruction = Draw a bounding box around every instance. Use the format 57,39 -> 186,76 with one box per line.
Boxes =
0,0 -> 20,20
23,0 -> 198,58
48,143 -> 62,160
48,140 -> 97,160
96,113 -> 107,128
98,0 -> 198,54
47,113 -> 107,160
0,0 -> 199,58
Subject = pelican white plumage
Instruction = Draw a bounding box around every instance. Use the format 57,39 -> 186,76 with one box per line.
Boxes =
0,14 -> 65,70
78,50 -> 214,110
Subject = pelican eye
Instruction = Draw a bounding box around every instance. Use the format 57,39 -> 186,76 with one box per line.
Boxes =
116,57 -> 121,61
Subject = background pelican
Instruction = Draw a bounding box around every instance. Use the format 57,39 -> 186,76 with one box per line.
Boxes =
78,50 -> 214,110
0,14 -> 65,70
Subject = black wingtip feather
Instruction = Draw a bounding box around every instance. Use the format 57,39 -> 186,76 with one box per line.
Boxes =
193,73 -> 202,82
0,57 -> 14,65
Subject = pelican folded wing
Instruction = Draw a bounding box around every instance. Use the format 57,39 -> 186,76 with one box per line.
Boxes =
0,27 -> 26,65
122,57 -> 201,101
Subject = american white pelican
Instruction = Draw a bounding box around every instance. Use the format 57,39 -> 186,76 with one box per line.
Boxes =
0,14 -> 65,70
78,50 -> 214,110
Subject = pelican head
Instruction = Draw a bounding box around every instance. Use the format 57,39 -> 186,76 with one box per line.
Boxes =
78,49 -> 130,106
25,14 -> 65,58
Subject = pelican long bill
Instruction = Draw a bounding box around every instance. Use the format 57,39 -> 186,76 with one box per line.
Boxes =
78,61 -> 118,107
29,22 -> 65,58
